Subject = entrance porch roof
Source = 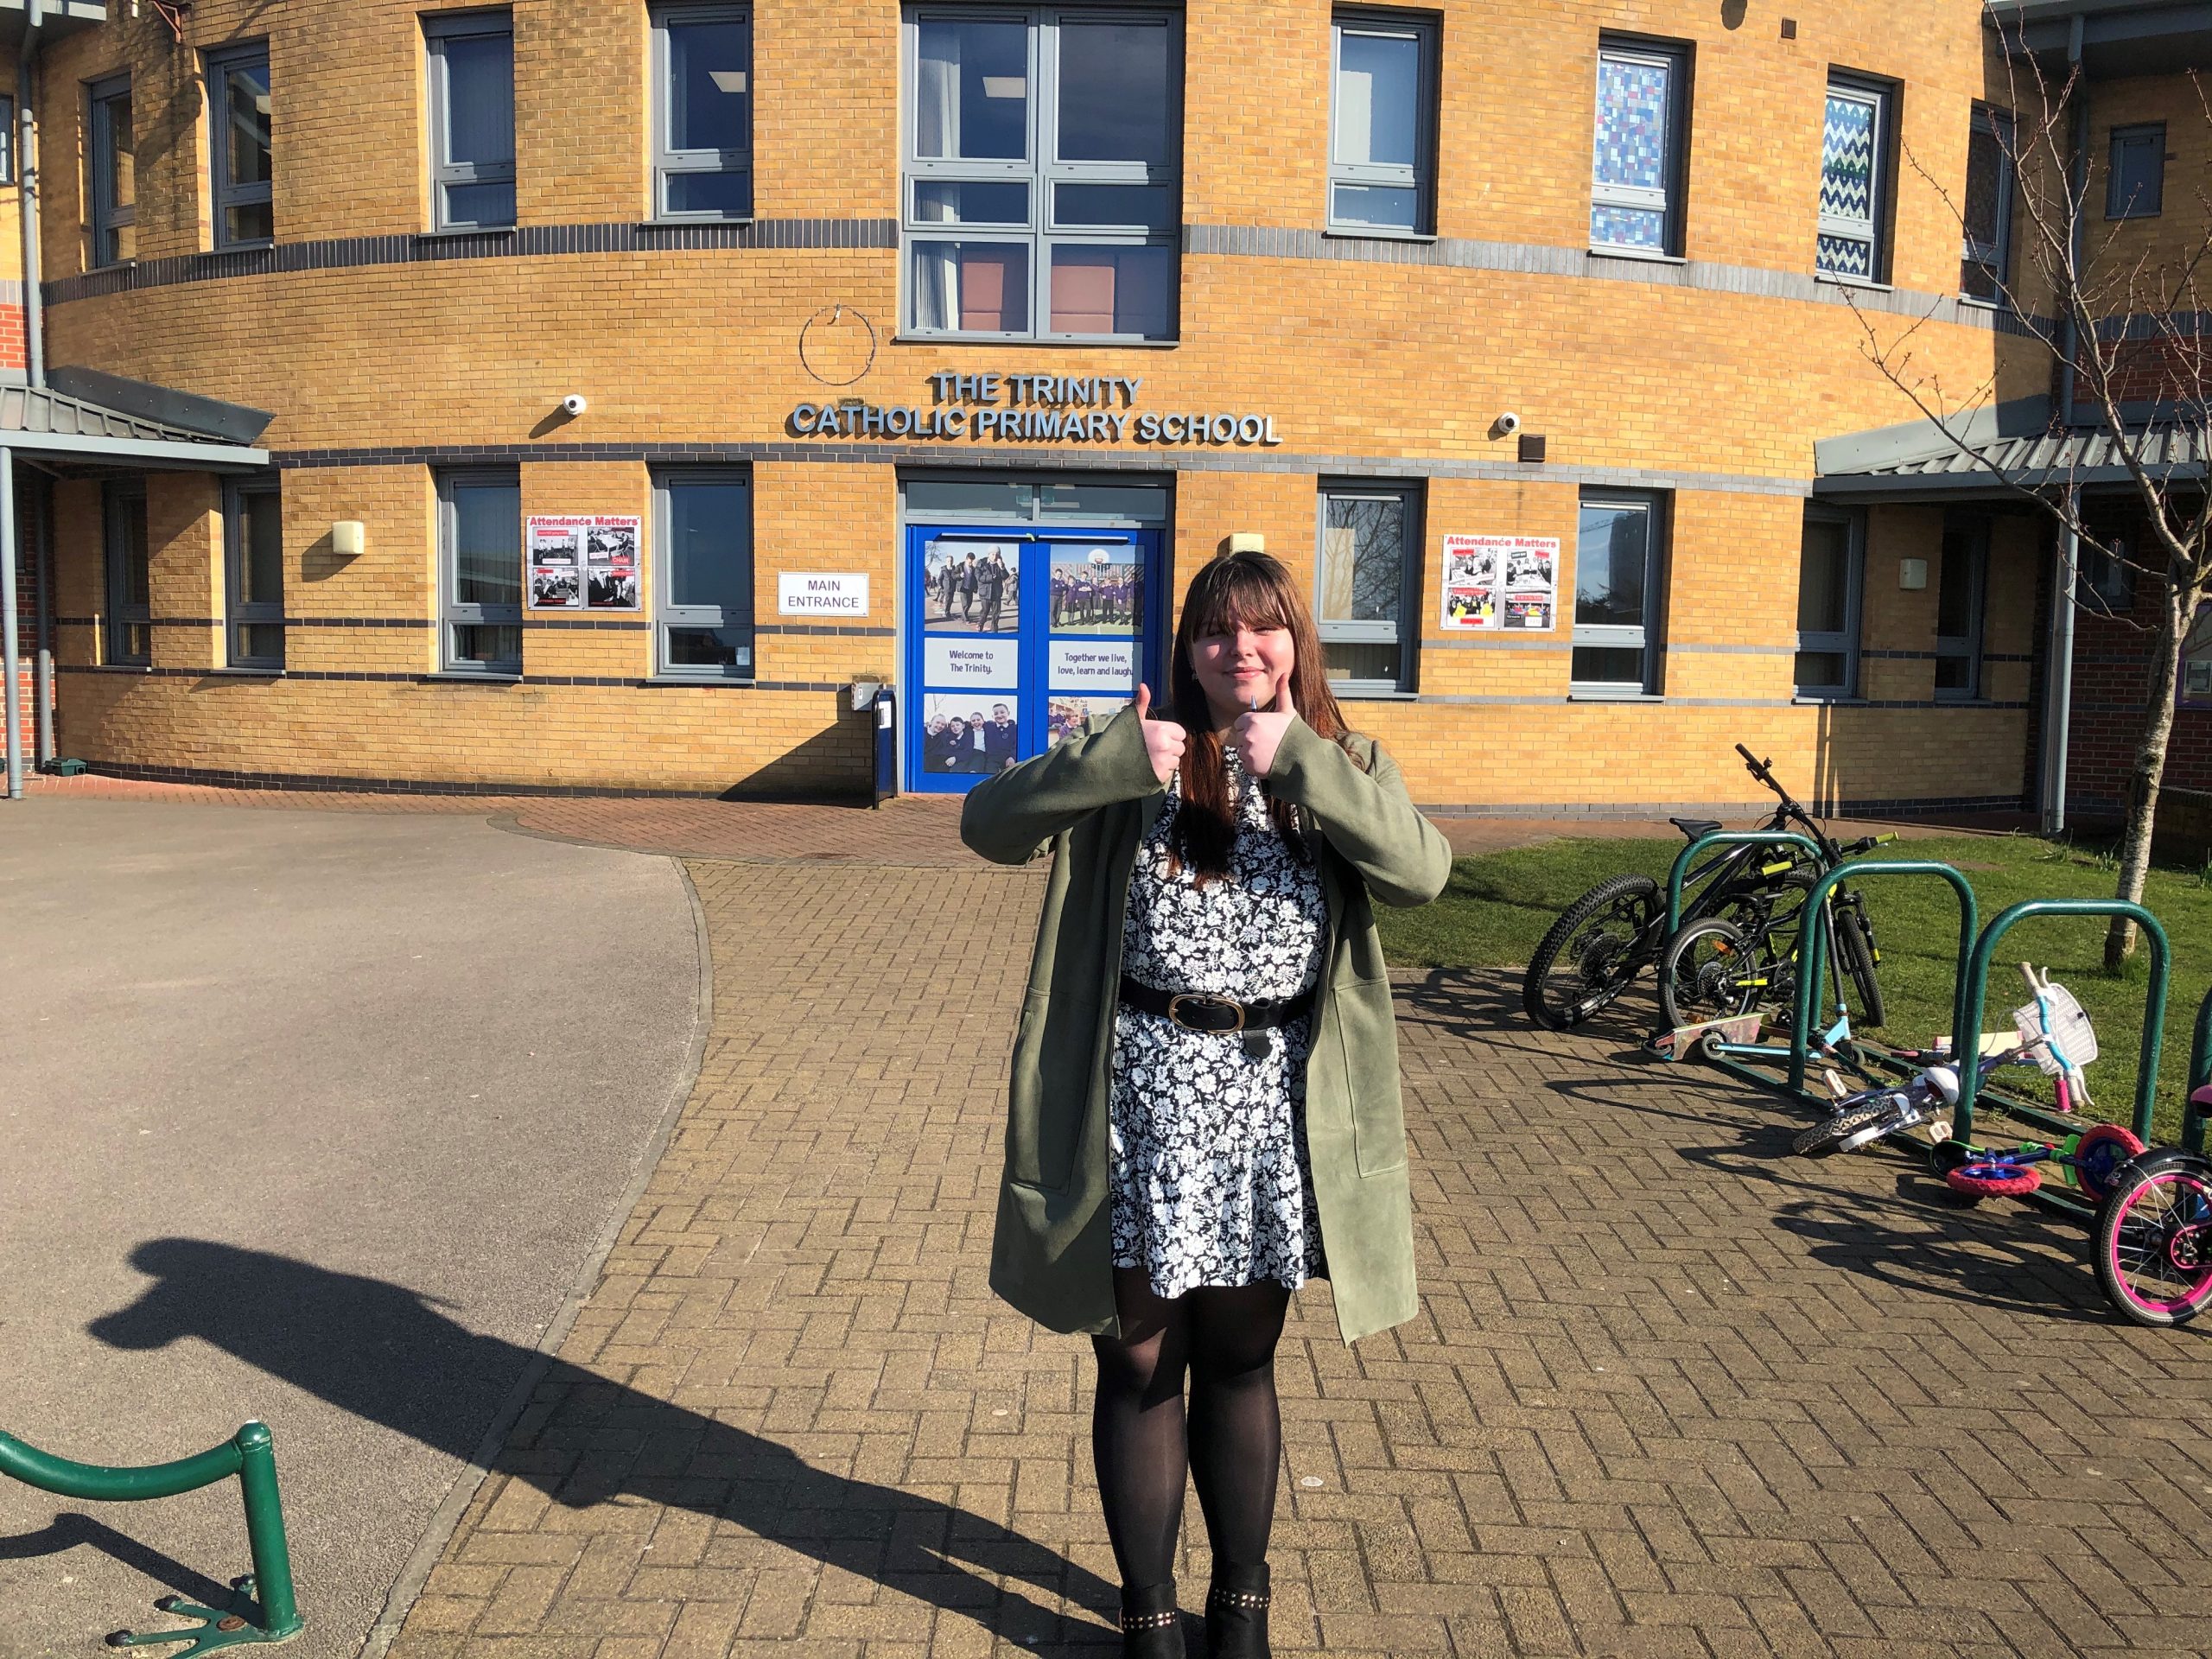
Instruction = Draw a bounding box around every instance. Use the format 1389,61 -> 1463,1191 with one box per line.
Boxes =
0,381 -> 271,473
1813,397 -> 2209,501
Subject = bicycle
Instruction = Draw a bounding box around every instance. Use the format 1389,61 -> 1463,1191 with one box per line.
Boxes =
2094,1130 -> 2212,1328
1522,744 -> 1891,1032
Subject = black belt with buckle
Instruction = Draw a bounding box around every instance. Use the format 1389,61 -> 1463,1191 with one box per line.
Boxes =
1119,975 -> 1315,1034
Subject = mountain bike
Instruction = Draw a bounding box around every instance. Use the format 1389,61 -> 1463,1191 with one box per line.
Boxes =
1522,744 -> 1891,1032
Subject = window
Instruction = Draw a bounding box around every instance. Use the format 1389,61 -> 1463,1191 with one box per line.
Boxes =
903,7 -> 1179,340
2078,536 -> 2135,615
426,12 -> 516,231
89,73 -> 135,266
654,4 -> 750,220
1935,517 -> 1987,700
1317,482 -> 1421,693
104,480 -> 150,666
437,469 -> 522,675
1328,12 -> 1436,235
2108,123 -> 2164,219
0,94 -> 16,183
1796,505 -> 1864,698
656,469 -> 753,679
207,43 -> 273,248
1817,74 -> 1892,281
1572,491 -> 1666,695
1961,105 -> 2013,302
225,477 -> 284,670
1589,38 -> 1688,256
2183,604 -> 2212,706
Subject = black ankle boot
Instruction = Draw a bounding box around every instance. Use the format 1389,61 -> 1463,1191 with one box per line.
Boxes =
1119,1580 -> 1185,1658
1205,1562 -> 1270,1657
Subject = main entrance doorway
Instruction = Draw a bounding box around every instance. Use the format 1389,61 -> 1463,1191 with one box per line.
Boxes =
902,522 -> 1166,792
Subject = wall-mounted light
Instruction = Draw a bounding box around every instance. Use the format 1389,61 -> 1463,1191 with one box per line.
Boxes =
1224,531 -> 1265,554
1899,556 -> 1928,590
331,520 -> 366,559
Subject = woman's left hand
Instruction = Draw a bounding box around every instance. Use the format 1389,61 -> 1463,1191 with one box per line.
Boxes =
1231,679 -> 1297,778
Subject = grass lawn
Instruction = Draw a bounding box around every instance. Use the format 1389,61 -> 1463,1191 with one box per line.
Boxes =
1377,832 -> 2212,1145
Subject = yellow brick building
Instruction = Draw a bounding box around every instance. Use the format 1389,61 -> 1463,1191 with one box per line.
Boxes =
0,0 -> 2195,811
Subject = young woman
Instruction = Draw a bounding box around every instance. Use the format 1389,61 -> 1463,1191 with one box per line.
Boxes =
962,551 -> 1450,1657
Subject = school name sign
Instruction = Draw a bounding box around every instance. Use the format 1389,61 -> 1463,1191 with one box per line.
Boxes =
789,372 -> 1283,448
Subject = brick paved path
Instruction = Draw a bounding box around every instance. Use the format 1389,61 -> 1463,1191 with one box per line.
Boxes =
376,855 -> 2212,1659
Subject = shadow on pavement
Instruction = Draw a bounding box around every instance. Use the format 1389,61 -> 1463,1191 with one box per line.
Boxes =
0,1512 -> 239,1611
79,1240 -> 1113,1648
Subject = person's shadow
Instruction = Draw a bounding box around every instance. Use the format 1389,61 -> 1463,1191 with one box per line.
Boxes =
76,1238 -> 1116,1649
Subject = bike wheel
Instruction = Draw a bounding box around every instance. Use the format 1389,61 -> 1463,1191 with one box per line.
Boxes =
1944,1160 -> 2043,1198
1522,874 -> 1660,1031
2094,1151 -> 2212,1327
1831,901 -> 1887,1030
1658,918 -> 1777,1031
1793,1099 -> 1894,1158
2069,1123 -> 2146,1205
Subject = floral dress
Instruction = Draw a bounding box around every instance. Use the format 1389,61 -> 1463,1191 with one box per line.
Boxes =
1109,747 -> 1329,1299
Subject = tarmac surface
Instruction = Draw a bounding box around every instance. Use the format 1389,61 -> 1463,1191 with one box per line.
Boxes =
0,799 -> 703,1659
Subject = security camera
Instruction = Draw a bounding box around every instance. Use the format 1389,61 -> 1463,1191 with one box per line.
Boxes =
1492,411 -> 1522,438
560,394 -> 588,417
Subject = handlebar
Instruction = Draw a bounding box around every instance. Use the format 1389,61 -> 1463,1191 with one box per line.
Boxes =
1736,741 -> 1790,803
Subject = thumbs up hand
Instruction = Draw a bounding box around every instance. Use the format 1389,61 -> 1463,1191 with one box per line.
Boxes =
1134,683 -> 1186,785
1231,675 -> 1297,779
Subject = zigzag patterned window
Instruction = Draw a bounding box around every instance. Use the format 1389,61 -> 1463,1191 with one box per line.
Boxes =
1817,76 -> 1891,282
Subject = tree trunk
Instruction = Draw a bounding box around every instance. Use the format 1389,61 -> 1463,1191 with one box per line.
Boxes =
2102,586 -> 2191,969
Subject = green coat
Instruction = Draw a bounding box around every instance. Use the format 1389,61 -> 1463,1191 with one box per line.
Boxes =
960,706 -> 1452,1344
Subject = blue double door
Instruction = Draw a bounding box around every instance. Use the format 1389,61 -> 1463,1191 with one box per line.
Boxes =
904,524 -> 1165,792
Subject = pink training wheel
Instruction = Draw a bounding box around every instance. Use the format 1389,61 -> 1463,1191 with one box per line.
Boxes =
2069,1124 -> 2146,1205
1945,1160 -> 2044,1198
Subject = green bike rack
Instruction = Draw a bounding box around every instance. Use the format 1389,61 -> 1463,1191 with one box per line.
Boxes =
2184,984 -> 2212,1154
1954,899 -> 2170,1180
0,1421 -> 304,1654
1664,831 -> 1825,933
1789,861 -> 1980,1096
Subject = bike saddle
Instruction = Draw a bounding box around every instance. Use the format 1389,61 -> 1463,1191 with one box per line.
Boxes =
1669,817 -> 1724,841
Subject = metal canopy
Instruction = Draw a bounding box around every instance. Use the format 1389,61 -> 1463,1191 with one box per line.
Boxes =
1814,397 -> 2209,500
1995,0 -> 2212,77
0,384 -> 271,473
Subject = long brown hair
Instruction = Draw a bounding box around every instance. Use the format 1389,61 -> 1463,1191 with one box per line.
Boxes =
1163,550 -> 1359,882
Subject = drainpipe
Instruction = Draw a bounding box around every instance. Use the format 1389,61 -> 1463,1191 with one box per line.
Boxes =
2057,13 -> 2088,425
17,0 -> 42,389
2044,491 -> 2080,832
32,459 -> 49,764
3,445 -> 19,798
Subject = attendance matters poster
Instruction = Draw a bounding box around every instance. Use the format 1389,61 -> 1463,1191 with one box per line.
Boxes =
1440,534 -> 1558,632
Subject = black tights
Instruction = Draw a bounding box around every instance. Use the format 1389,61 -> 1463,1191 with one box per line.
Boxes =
1090,1268 -> 1291,1591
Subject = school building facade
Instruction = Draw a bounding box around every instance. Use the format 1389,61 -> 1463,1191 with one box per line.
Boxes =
1,0 -> 2205,817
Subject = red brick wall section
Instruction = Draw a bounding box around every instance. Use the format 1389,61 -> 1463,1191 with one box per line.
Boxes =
2065,505 -> 2212,811
0,304 -> 24,372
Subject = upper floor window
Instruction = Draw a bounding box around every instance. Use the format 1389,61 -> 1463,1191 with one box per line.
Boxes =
1317,481 -> 1421,694
1328,11 -> 1437,236
653,4 -> 751,220
89,73 -> 135,266
656,469 -> 754,679
207,44 -> 274,250
0,93 -> 16,183
437,468 -> 522,675
1961,105 -> 2013,303
2107,123 -> 2164,219
104,480 -> 150,665
1589,38 -> 1688,256
225,477 -> 285,671
902,7 -> 1179,341
426,11 -> 516,232
1796,505 -> 1864,699
1817,74 -> 1892,282
1573,491 -> 1667,696
1935,517 -> 1987,701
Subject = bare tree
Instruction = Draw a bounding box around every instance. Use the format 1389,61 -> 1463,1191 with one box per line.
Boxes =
1846,10 -> 2211,967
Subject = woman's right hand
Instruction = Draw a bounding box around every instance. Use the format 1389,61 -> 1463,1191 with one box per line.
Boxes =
1134,683 -> 1185,785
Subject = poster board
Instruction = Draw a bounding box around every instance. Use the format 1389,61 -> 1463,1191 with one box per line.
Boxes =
529,515 -> 642,611
1440,534 -> 1560,632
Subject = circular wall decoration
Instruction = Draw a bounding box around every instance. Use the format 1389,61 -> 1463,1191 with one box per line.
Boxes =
798,305 -> 880,388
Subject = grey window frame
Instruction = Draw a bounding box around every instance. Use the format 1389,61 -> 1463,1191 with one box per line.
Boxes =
2181,601 -> 2212,708
1934,515 -> 1988,702
89,73 -> 135,268
206,41 -> 274,251
652,3 -> 752,222
425,10 -> 516,232
1326,10 -> 1439,238
899,4 -> 1182,343
0,93 -> 16,184
2078,535 -> 2135,614
1817,72 -> 1895,283
436,467 -> 523,677
1961,104 -> 2013,302
1794,504 -> 1864,699
1589,36 -> 1690,257
1315,479 -> 1422,696
1571,488 -> 1668,698
653,466 -> 755,682
224,474 -> 284,671
2107,122 -> 2164,219
104,478 -> 150,666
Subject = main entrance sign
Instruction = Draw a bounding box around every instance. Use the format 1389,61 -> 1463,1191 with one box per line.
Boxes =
791,372 -> 1281,448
